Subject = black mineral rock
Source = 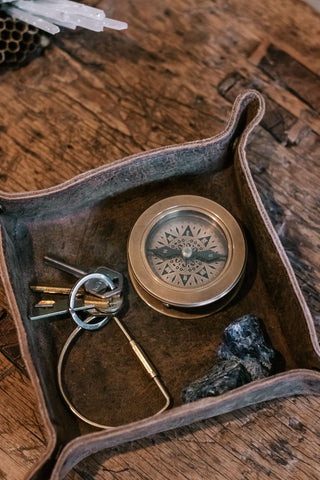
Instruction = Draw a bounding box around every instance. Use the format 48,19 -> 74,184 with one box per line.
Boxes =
182,314 -> 279,403
218,314 -> 276,380
182,359 -> 252,403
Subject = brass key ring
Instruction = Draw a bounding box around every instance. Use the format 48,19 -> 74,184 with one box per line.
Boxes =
57,315 -> 171,429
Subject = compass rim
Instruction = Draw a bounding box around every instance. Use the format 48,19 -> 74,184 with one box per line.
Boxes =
127,195 -> 246,309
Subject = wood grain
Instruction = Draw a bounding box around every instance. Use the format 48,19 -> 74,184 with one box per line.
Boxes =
0,0 -> 319,478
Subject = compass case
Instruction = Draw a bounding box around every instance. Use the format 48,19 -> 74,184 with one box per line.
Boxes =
1,90 -> 320,480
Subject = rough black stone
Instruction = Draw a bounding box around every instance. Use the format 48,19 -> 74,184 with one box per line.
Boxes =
218,314 -> 276,380
181,359 -> 252,403
182,314 -> 279,403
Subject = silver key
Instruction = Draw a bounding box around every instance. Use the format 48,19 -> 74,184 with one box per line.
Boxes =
44,255 -> 123,298
29,298 -> 98,321
30,284 -> 123,320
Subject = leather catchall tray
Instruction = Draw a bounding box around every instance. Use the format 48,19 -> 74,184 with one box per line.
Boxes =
1,90 -> 320,480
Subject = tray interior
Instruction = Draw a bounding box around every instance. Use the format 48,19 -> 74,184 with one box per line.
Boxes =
1,166 -> 297,431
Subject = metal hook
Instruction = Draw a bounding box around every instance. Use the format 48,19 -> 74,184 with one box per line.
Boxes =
57,315 -> 171,429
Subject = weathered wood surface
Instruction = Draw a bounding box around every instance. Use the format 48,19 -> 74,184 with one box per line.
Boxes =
0,0 -> 319,478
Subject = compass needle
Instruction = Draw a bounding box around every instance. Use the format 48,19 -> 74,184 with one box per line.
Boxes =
148,246 -> 181,259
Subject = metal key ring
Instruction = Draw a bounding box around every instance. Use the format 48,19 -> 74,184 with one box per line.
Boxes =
69,272 -> 114,330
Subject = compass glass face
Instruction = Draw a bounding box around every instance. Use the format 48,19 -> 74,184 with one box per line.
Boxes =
145,210 -> 228,288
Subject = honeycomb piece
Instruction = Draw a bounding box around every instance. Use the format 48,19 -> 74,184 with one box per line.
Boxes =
0,9 -> 47,66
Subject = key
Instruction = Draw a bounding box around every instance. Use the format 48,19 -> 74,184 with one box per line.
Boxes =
30,284 -> 123,316
30,285 -> 83,295
44,255 -> 123,298
29,297 -> 98,321
30,292 -> 122,321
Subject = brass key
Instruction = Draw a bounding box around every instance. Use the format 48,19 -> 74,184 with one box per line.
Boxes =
29,286 -> 123,321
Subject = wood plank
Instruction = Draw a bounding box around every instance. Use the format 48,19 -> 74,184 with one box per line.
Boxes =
259,44 -> 320,111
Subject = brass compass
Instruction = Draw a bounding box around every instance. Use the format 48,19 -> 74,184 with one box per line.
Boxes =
127,195 -> 246,319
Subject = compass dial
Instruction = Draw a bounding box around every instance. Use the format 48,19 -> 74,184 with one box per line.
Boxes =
145,212 -> 228,288
127,195 -> 246,318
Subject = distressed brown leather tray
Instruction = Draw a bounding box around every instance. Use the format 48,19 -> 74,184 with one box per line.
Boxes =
1,90 -> 320,480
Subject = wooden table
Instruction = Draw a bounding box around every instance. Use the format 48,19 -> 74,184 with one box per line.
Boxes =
0,0 -> 319,478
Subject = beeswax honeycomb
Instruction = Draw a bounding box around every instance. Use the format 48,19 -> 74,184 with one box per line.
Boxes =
0,10 -> 45,66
